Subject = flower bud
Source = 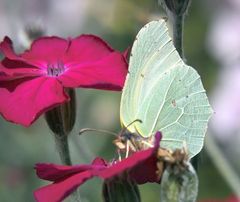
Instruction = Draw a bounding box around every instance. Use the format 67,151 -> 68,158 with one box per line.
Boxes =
19,23 -> 45,49
102,175 -> 141,202
159,0 -> 191,16
160,163 -> 198,202
45,88 -> 76,136
45,89 -> 76,165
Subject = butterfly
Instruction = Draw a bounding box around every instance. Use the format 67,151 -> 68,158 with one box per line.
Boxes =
120,19 -> 213,158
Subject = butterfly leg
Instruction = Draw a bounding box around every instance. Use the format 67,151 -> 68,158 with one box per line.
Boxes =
117,149 -> 122,161
141,140 -> 154,148
125,140 -> 130,158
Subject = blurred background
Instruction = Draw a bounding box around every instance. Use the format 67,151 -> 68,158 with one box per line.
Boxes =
0,0 -> 240,201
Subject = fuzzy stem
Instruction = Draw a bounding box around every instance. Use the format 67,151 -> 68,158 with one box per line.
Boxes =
54,133 -> 72,165
205,134 -> 240,197
103,176 -> 141,202
171,13 -> 184,59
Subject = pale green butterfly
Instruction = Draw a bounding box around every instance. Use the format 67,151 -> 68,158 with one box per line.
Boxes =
120,19 -> 213,158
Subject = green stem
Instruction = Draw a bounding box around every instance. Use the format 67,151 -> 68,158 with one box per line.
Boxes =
54,133 -> 72,165
103,176 -> 141,202
205,134 -> 240,197
171,13 -> 184,59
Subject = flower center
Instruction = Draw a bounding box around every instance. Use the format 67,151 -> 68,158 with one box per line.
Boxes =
47,61 -> 65,77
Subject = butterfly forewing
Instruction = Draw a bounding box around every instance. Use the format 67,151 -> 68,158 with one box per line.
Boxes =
120,20 -> 171,131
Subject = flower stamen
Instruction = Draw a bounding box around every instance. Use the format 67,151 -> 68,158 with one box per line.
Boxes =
47,61 -> 65,77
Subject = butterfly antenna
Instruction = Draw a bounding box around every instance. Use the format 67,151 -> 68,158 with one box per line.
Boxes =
126,119 -> 142,128
79,128 -> 118,137
121,119 -> 142,134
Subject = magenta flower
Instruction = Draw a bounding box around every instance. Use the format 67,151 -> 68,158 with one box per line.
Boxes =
34,132 -> 162,202
199,195 -> 240,202
0,35 -> 128,126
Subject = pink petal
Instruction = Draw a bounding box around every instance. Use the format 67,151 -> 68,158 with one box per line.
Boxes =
34,159 -> 107,202
65,34 -> 113,64
123,47 -> 131,61
35,161 -> 106,182
0,59 -> 43,81
0,77 -> 68,126
153,131 -> 162,147
0,37 -> 40,68
0,77 -> 36,92
58,52 -> 128,90
129,154 -> 159,184
34,171 -> 94,202
0,40 -> 43,80
227,196 -> 240,202
91,157 -> 108,166
35,163 -> 97,182
0,37 -> 22,61
21,36 -> 69,66
96,148 -> 154,179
